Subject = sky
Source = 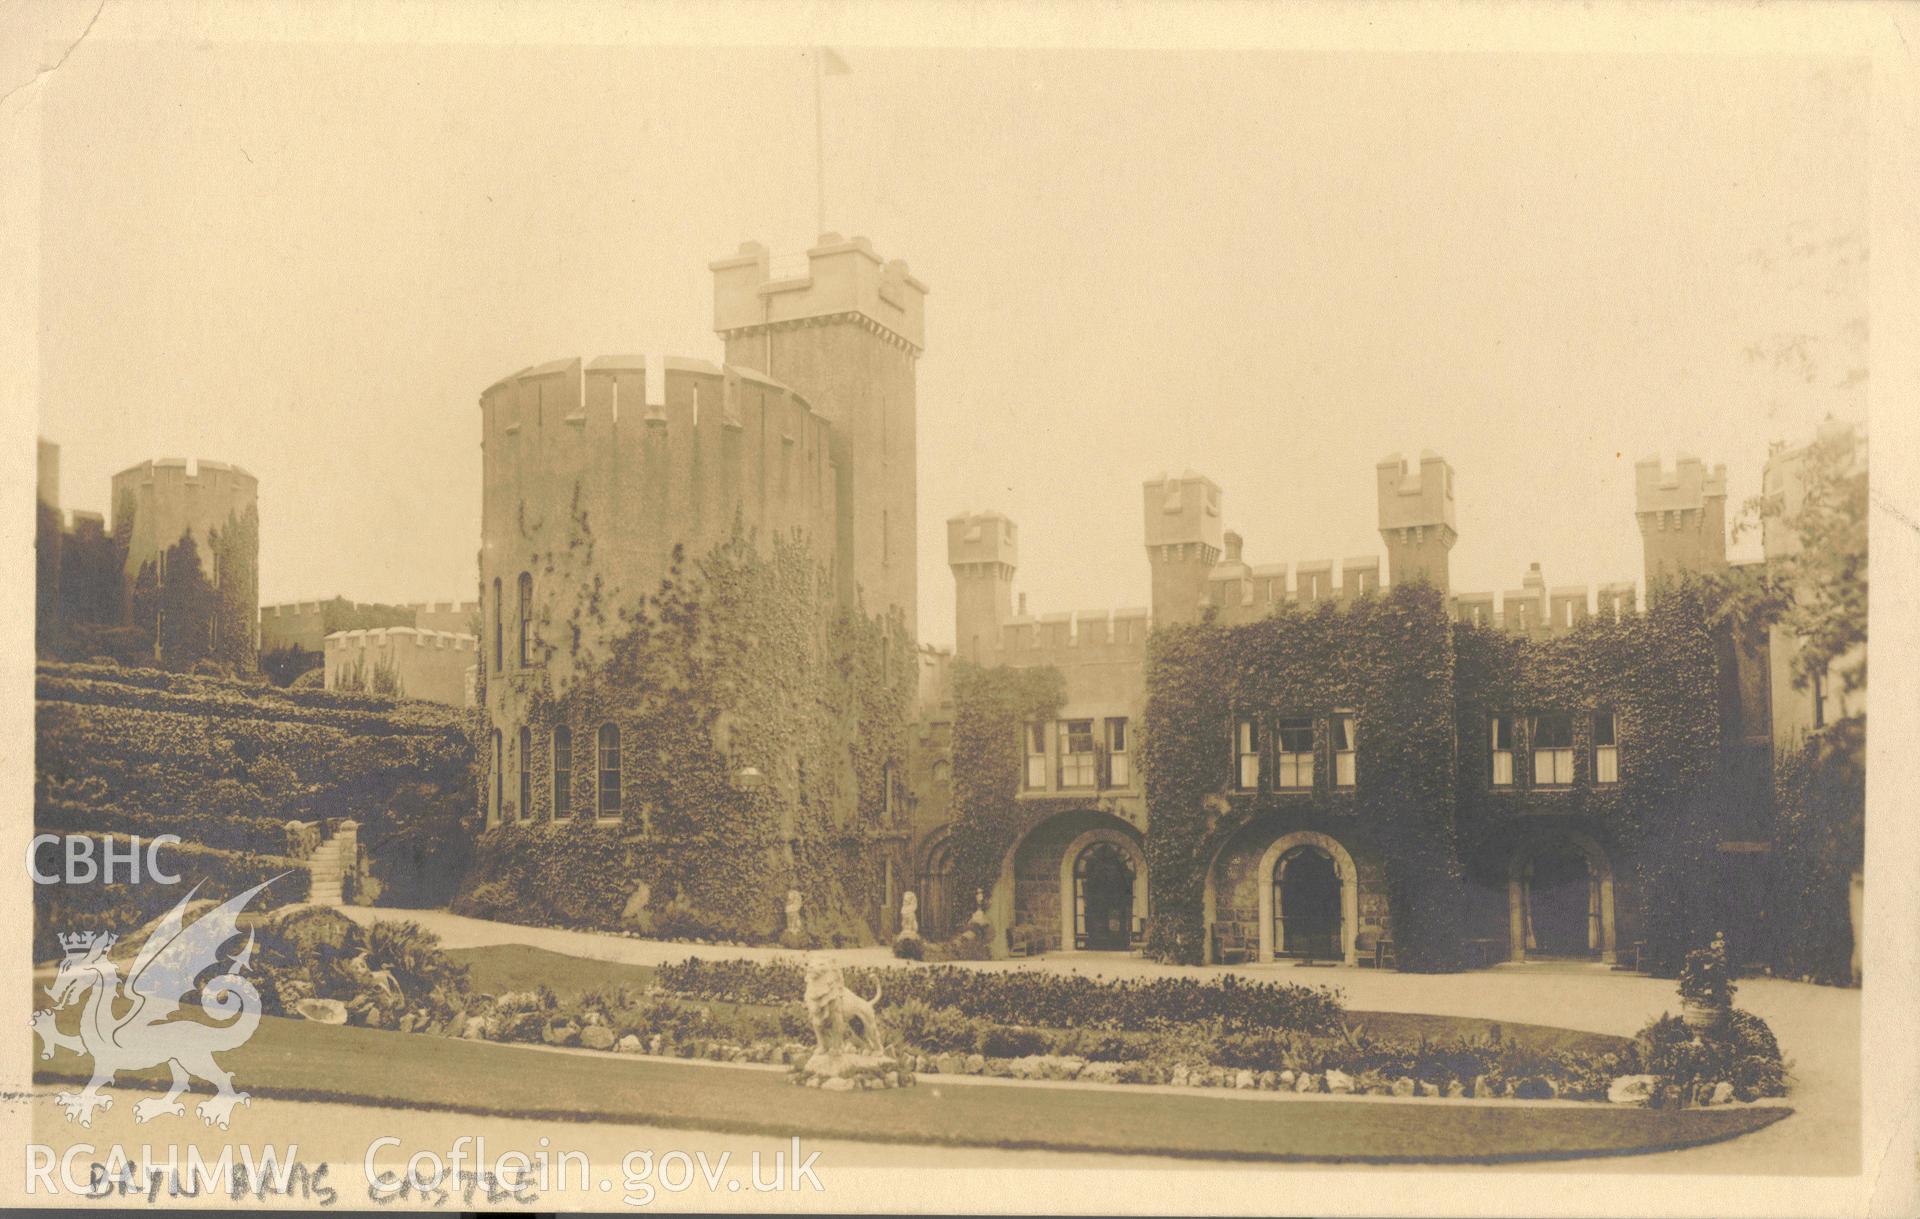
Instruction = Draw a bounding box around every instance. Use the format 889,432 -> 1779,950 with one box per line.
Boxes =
36,43 -> 1868,649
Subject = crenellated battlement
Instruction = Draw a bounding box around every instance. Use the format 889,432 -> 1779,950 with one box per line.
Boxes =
995,605 -> 1150,668
1206,555 -> 1384,620
1634,453 -> 1727,514
710,234 -> 928,355
113,456 -> 260,492
1634,452 -> 1729,583
1452,567 -> 1639,635
481,354 -> 821,429
479,350 -> 842,694
323,627 -> 476,706
324,627 -> 477,652
1376,450 -> 1457,532
261,597 -> 478,655
947,510 -> 1018,571
1141,470 -> 1224,553
1377,449 -> 1458,593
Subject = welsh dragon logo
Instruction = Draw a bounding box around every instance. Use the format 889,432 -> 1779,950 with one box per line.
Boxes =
33,878 -> 278,1129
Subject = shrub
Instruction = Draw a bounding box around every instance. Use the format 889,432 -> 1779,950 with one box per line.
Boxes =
362,919 -> 470,1006
892,933 -> 926,960
652,957 -> 1345,1033
35,661 -> 472,906
1677,935 -> 1736,1011
935,927 -> 992,961
1623,1008 -> 1787,1103
245,910 -> 470,1029
32,835 -> 308,962
975,1024 -> 1051,1059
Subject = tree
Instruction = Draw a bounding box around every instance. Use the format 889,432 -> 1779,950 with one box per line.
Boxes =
1715,423 -> 1867,701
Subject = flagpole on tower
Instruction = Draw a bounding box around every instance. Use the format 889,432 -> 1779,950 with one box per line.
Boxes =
813,49 -> 826,238
813,48 -> 850,240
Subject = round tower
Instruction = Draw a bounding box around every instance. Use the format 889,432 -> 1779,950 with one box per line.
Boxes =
110,457 -> 259,668
477,354 -> 837,730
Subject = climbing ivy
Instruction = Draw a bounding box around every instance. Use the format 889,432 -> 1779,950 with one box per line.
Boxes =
944,663 -> 1069,929
455,520 -> 915,945
1142,583 -> 1461,968
1452,577 -> 1726,973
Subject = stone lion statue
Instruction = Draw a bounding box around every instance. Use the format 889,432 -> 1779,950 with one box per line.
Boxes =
802,958 -> 885,1057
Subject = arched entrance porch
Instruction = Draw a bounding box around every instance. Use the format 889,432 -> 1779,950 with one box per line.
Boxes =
1060,829 -> 1148,951
1256,831 -> 1360,965
988,809 -> 1148,954
1507,830 -> 1616,963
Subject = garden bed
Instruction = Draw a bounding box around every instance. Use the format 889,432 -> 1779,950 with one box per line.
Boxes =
48,910 -> 1782,1120
31,1015 -> 1790,1164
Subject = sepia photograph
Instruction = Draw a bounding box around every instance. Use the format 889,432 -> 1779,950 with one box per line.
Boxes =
2,2 -> 1914,1215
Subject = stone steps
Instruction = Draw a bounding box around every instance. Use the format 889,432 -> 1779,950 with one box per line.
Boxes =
304,830 -> 355,908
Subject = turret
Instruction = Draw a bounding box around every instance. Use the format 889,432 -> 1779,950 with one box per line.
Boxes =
1142,471 -> 1224,627
948,510 -> 1017,663
1377,450 -> 1457,594
711,235 -> 927,638
1635,454 -> 1727,589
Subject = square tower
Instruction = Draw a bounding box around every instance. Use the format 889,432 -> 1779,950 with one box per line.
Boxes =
1634,455 -> 1727,588
711,235 -> 927,638
1142,471 -> 1223,626
1376,451 -> 1457,594
947,510 -> 1018,663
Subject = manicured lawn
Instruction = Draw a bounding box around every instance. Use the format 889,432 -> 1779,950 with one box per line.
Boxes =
33,1014 -> 1779,1164
445,943 -> 658,998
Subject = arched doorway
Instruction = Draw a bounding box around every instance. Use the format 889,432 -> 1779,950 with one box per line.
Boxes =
1251,831 -> 1361,965
919,833 -> 956,941
1508,832 -> 1616,963
1073,841 -> 1136,951
1275,845 -> 1341,960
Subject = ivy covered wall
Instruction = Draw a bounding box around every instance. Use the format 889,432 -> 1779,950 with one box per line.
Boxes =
941,577 -> 1749,975
1141,583 -> 1461,968
1452,579 -> 1729,972
943,662 -> 1069,933
456,525 -> 915,945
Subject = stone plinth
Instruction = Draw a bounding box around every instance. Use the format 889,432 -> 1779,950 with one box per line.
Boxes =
789,1050 -> 916,1092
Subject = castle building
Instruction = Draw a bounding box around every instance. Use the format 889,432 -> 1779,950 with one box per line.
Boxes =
471,237 -> 927,942
463,236 -> 1819,970
324,626 -> 477,705
924,449 -> 1775,969
35,443 -> 259,671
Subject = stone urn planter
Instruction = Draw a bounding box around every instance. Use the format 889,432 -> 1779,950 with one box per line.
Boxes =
1681,998 -> 1727,1031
